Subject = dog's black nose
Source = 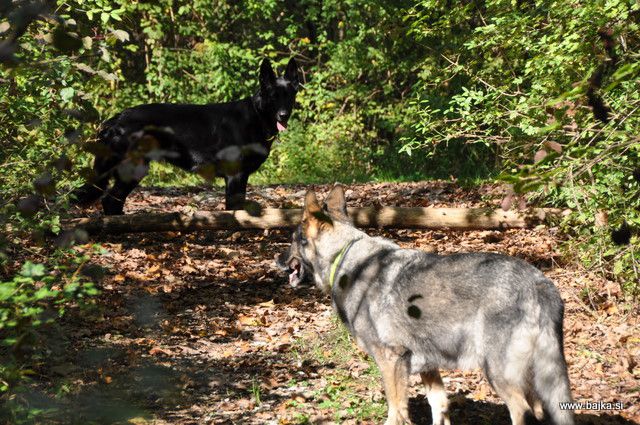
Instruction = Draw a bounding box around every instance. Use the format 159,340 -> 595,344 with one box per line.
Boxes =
275,252 -> 288,269
276,111 -> 289,122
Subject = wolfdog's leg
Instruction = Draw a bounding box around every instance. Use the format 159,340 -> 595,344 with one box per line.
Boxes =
531,307 -> 574,425
372,345 -> 412,425
420,370 -> 450,425
525,389 -> 545,421
488,379 -> 533,425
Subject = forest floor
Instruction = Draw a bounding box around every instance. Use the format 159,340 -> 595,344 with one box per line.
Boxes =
30,182 -> 640,424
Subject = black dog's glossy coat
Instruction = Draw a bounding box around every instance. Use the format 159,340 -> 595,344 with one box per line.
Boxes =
74,58 -> 299,215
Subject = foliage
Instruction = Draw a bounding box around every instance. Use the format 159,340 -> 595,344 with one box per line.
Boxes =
1,0 -> 639,403
0,252 -> 100,423
1,0 -> 638,269
1,2 -> 105,420
2,0 -> 639,422
403,0 -> 640,292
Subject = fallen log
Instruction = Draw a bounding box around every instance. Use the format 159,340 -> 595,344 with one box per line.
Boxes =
64,207 -> 567,235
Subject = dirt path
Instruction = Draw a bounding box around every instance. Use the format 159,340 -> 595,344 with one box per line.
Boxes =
40,182 -> 639,424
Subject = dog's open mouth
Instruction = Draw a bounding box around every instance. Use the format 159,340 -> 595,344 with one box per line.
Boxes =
288,257 -> 302,287
276,121 -> 287,132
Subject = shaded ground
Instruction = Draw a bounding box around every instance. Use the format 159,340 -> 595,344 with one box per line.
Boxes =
32,182 -> 640,424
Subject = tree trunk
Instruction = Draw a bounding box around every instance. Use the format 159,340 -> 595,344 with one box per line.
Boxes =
65,207 -> 566,236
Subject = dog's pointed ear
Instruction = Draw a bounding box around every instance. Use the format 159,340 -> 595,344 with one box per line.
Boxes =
303,190 -> 332,237
324,185 -> 348,221
259,58 -> 276,90
303,190 -> 321,219
285,58 -> 300,90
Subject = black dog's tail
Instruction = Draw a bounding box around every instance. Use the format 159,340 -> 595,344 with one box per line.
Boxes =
72,114 -> 123,205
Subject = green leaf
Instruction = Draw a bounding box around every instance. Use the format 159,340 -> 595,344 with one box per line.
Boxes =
0,283 -> 16,301
111,29 -> 129,42
20,262 -> 45,278
60,87 -> 74,101
96,70 -> 117,81
34,286 -> 58,300
74,62 -> 95,74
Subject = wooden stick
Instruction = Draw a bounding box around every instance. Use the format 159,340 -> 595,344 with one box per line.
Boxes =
64,207 -> 567,235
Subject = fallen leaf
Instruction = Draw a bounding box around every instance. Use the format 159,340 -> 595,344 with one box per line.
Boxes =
149,346 -> 173,356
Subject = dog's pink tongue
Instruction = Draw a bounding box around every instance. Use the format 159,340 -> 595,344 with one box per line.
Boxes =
288,270 -> 299,286
276,121 -> 287,132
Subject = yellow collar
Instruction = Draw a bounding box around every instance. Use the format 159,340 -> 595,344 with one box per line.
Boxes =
328,240 -> 355,288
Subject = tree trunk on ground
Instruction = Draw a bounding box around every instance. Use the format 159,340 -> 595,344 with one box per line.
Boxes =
64,207 -> 567,236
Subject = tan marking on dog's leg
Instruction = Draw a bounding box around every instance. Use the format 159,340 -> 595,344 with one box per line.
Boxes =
525,390 -> 545,421
372,345 -> 412,425
491,383 -> 532,425
420,370 -> 450,425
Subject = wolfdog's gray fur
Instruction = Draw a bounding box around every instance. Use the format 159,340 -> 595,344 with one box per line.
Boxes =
280,185 -> 574,425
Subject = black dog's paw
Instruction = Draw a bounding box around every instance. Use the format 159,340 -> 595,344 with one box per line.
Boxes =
72,184 -> 103,205
103,208 -> 124,216
101,199 -> 125,216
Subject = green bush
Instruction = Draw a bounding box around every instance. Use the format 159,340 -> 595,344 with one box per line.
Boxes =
1,2 -> 638,421
0,254 -> 100,423
402,0 -> 640,293
1,0 -> 638,329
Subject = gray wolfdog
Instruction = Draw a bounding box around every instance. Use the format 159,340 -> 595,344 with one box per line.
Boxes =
278,186 -> 574,425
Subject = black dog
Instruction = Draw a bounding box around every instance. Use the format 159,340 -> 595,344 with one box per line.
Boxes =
74,58 -> 300,215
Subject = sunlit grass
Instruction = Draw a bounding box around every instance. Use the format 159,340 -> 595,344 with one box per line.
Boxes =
287,318 -> 386,424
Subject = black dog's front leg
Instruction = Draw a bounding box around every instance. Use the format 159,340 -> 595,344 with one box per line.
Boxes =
102,161 -> 149,215
224,173 -> 249,210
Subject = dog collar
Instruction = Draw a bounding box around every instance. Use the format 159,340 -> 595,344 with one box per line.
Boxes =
329,240 -> 355,288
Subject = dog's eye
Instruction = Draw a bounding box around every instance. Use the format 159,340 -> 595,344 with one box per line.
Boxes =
300,236 -> 308,246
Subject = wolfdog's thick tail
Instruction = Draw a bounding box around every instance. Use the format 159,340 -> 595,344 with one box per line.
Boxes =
533,281 -> 574,425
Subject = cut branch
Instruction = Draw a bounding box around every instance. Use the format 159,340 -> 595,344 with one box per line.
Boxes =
64,207 -> 567,236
